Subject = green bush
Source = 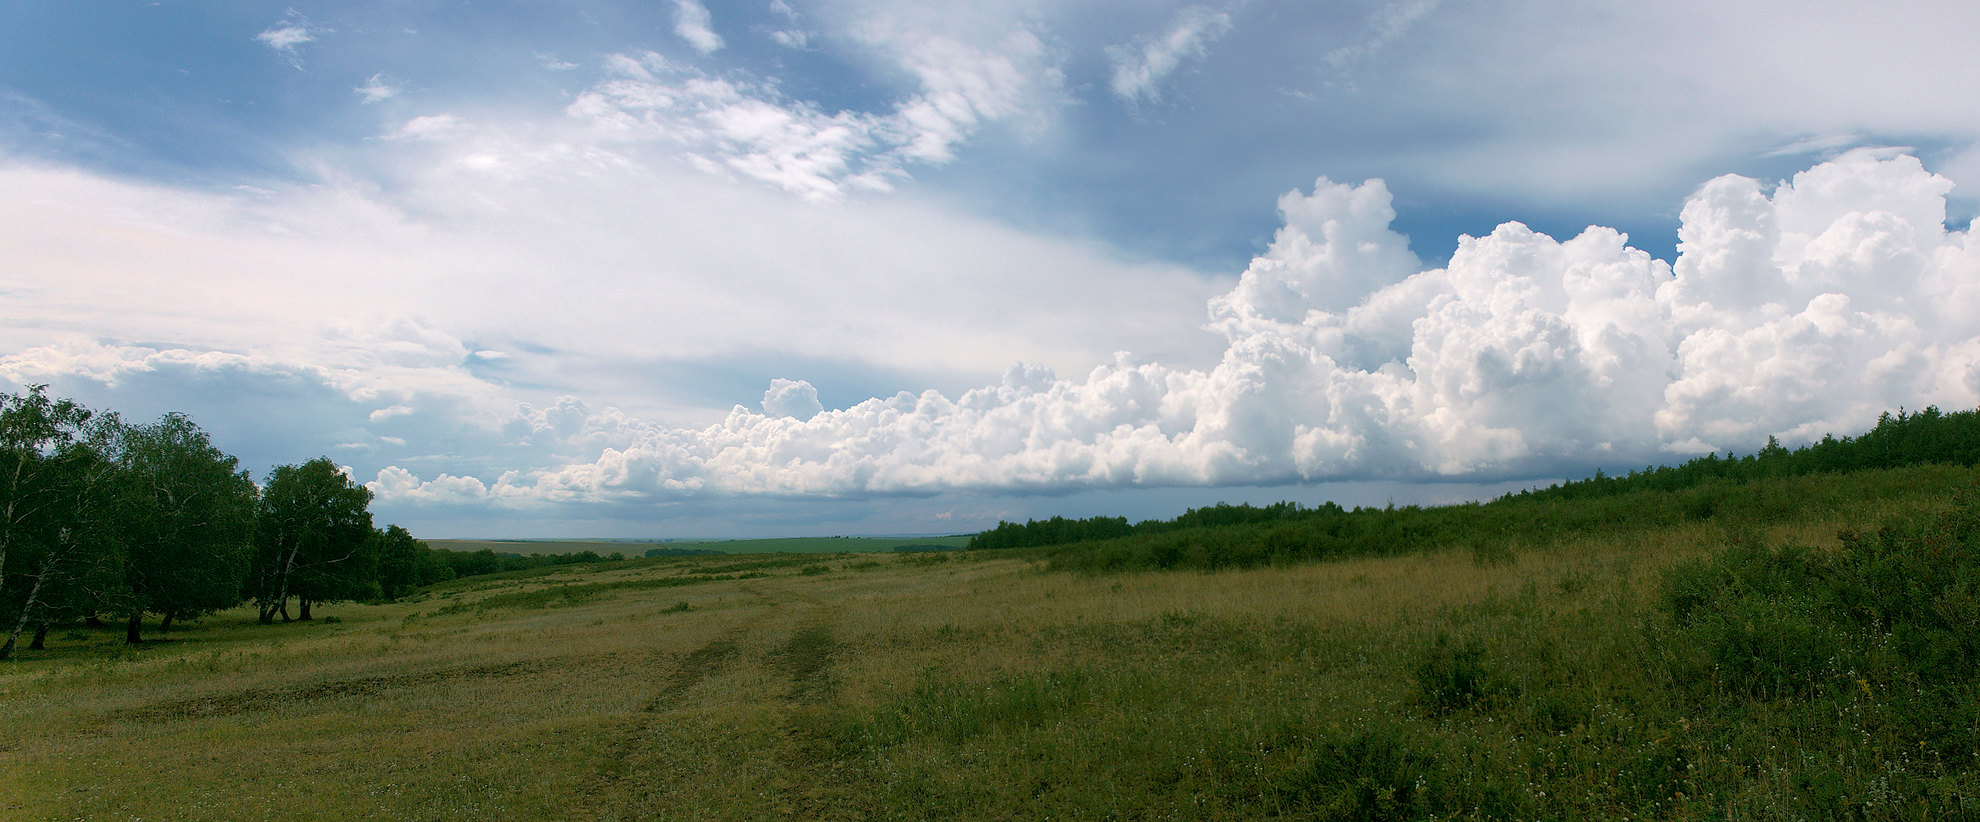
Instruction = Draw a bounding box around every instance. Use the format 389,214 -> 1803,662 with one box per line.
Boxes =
1412,633 -> 1502,714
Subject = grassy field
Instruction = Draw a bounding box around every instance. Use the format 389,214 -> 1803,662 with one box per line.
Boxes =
427,535 -> 972,556
4,468 -> 1977,819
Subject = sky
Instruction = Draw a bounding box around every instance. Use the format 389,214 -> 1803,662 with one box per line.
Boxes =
3,0 -> 1978,538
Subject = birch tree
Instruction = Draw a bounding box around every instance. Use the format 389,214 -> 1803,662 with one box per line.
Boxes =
250,458 -> 374,623
0,388 -> 121,660
114,413 -> 257,643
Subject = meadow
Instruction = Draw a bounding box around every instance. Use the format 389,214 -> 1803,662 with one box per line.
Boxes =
4,465 -> 1978,819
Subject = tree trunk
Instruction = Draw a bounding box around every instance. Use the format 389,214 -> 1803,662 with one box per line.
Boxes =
299,599 -> 313,621
29,622 -> 48,650
159,612 -> 175,633
269,538 -> 303,626
126,613 -> 143,645
1,569 -> 50,661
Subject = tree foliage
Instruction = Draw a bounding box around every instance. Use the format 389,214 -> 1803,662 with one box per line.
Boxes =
0,387 -> 124,659
250,458 -> 376,623
2,388 -> 446,658
111,413 -> 259,642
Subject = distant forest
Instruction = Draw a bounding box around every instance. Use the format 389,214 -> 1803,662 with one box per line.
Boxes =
0,387 -> 635,659
968,406 -> 1980,571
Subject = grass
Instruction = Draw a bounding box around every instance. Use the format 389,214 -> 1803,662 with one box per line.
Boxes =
5,466 -> 1978,819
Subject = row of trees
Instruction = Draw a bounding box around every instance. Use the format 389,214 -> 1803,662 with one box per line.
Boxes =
969,405 -> 1980,572
0,387 -> 425,659
967,501 -> 1354,550
1517,405 -> 1980,501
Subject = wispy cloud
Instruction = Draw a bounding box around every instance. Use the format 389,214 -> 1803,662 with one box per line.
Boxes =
1324,0 -> 1441,70
255,24 -> 316,52
568,30 -> 1056,198
673,0 -> 724,55
1106,6 -> 1233,106
255,13 -> 327,70
355,74 -> 400,104
767,0 -> 810,48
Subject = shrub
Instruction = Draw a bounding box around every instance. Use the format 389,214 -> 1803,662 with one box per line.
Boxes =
1412,633 -> 1501,713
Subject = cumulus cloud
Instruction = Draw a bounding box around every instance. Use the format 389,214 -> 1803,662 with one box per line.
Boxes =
672,0 -> 724,55
1106,6 -> 1233,105
762,378 -> 824,420
369,466 -> 494,505
371,150 -> 1980,507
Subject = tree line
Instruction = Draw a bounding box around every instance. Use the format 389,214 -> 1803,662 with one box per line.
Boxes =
1513,405 -> 1980,501
969,405 -> 1980,571
966,499 -> 1332,551
0,387 -> 434,659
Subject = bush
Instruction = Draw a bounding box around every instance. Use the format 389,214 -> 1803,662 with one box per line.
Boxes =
1645,492 -> 1980,814
1412,633 -> 1502,713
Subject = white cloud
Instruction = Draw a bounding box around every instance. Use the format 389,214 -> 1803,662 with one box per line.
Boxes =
254,16 -> 326,69
762,379 -> 825,420
566,30 -> 1058,198
0,112 -> 1218,497
388,114 -> 464,140
1106,6 -> 1233,105
368,466 -> 494,505
255,24 -> 316,53
568,55 -> 893,198
672,0 -> 725,55
767,2 -> 811,51
355,74 -> 400,104
367,150 -> 1980,507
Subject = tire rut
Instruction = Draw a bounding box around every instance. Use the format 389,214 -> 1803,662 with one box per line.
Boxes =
120,654 -> 600,724
770,612 -> 867,820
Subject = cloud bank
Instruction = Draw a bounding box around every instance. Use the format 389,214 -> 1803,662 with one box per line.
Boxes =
373,149 -> 1979,507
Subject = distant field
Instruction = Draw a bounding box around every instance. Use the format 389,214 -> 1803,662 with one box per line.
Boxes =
426,535 -> 972,556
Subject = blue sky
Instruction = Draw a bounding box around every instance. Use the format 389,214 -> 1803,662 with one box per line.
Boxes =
4,0 -> 1978,537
